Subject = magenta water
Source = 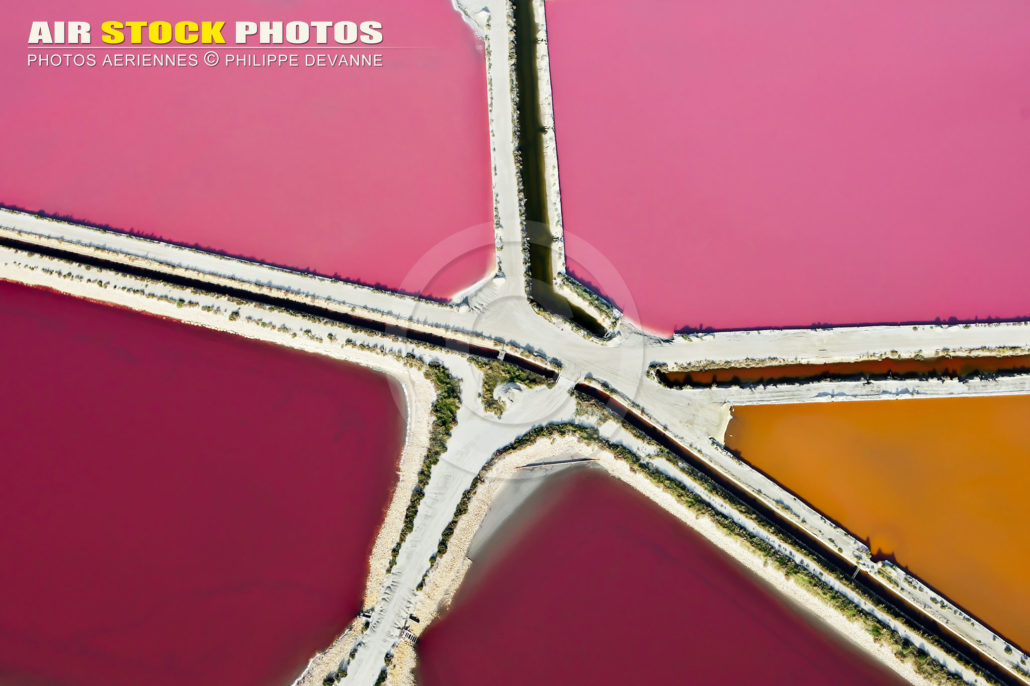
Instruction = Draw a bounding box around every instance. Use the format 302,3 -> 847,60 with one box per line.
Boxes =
0,1 -> 493,299
417,468 -> 906,686
546,0 -> 1030,334
0,280 -> 404,685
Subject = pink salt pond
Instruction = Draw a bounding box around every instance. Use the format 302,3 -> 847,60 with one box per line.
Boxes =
418,468 -> 907,686
0,280 -> 405,686
545,0 -> 1030,334
1,0 -> 493,299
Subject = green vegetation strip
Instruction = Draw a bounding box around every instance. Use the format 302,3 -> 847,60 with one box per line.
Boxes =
472,358 -> 552,416
560,273 -> 616,320
429,470 -> 485,567
385,359 -> 461,574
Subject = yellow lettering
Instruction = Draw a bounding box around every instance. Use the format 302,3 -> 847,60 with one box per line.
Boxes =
201,21 -> 226,44
101,21 -> 124,44
149,21 -> 172,44
175,21 -> 199,44
124,21 -> 147,44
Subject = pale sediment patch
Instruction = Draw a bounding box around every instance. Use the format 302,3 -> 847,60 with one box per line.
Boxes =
398,435 -> 933,686
377,441 -> 569,683
406,439 -> 568,630
451,0 -> 488,40
466,459 -> 578,560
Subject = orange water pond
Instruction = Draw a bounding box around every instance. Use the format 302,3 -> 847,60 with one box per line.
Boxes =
726,396 -> 1030,649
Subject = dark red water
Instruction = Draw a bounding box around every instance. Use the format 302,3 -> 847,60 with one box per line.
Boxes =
546,0 -> 1030,333
417,468 -> 905,686
0,280 -> 404,685
1,0 -> 493,299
